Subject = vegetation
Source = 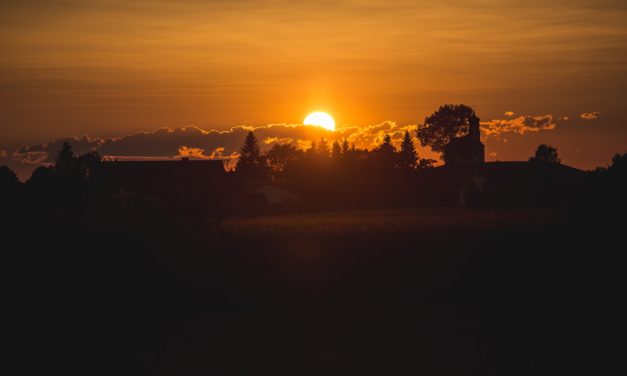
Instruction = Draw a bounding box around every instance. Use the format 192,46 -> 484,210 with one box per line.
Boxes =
530,144 -> 561,164
1,130 -> 624,376
236,131 -> 266,179
417,104 -> 477,154
399,130 -> 418,169
235,129 -> 433,186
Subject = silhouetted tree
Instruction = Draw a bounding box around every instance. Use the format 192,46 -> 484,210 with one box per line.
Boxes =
50,142 -> 102,182
374,134 -> 398,170
76,151 -> 102,178
55,141 -> 75,176
266,143 -> 300,181
317,138 -> 330,156
236,131 -> 266,179
0,165 -> 20,196
28,165 -> 54,186
418,158 -> 437,169
0,165 -> 19,187
331,141 -> 342,159
341,139 -> 350,155
399,130 -> 418,169
531,144 -> 560,164
608,152 -> 627,174
0,165 -> 21,217
417,104 -> 476,153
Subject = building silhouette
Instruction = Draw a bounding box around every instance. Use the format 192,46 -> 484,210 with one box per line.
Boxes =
443,114 -> 485,166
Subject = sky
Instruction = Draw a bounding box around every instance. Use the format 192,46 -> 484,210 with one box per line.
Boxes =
1,0 -> 626,179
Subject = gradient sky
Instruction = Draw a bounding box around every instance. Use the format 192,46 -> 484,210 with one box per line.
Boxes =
1,0 -> 626,174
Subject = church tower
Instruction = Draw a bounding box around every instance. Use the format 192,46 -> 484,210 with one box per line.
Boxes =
443,114 -> 485,166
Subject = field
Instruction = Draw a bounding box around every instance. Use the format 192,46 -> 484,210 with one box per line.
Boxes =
17,207 -> 619,374
222,207 -> 564,234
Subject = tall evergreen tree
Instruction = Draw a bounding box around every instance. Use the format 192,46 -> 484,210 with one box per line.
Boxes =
399,130 -> 418,169
236,131 -> 265,178
374,134 -> 398,169
317,138 -> 330,156
378,134 -> 395,154
55,141 -> 75,176
331,141 -> 342,159
341,139 -> 350,155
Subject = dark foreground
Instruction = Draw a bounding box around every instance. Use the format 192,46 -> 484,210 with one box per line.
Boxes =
9,206 -> 623,375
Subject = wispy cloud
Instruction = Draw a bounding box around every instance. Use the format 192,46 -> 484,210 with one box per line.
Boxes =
13,122 -> 425,165
481,114 -> 558,137
580,112 -> 601,120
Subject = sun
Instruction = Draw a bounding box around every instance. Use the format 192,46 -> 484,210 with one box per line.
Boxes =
304,112 -> 335,131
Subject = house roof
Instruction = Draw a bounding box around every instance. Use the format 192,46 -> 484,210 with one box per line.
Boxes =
96,159 -> 227,195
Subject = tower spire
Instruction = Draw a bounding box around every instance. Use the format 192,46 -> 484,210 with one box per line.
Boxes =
469,114 -> 480,142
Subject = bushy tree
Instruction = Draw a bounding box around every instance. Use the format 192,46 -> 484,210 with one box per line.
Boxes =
266,143 -> 300,181
0,165 -> 20,196
418,158 -> 436,169
530,144 -> 560,164
417,104 -> 476,153
0,165 -> 19,187
608,152 -> 627,174
76,151 -> 102,178
28,165 -> 54,185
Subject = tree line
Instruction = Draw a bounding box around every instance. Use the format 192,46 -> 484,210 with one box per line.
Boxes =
234,129 -> 437,183
0,103 -> 625,213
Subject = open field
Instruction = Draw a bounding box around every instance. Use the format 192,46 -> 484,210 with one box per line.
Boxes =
12,207 -> 620,374
222,207 -> 565,234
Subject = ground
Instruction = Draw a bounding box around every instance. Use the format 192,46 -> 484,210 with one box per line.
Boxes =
11,207 -> 621,374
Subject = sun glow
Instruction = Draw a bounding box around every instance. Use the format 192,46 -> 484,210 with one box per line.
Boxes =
304,112 -> 335,131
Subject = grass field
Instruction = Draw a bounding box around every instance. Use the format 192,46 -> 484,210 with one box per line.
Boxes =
221,207 -> 565,235
17,206 -> 618,374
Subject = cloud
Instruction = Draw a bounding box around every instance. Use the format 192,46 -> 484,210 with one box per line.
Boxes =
12,150 -> 49,164
13,136 -> 101,164
178,146 -> 208,159
481,114 -> 558,137
580,112 -> 601,120
13,122 -> 424,165
263,137 -> 294,145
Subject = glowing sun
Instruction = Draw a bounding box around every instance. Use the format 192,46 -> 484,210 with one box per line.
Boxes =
304,112 -> 335,131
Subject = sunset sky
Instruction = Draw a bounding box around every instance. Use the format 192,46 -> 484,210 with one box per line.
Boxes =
1,0 -> 626,178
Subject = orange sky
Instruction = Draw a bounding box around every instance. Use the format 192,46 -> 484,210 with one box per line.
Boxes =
1,0 -> 626,173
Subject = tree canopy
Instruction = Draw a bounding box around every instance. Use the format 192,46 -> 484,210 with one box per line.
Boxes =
531,144 -> 560,164
417,104 -> 476,153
